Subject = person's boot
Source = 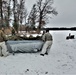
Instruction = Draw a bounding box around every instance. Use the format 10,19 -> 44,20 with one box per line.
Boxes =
45,52 -> 48,55
40,54 -> 44,56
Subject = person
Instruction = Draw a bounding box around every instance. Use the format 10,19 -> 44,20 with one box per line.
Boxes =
12,27 -> 15,35
0,27 -> 9,57
40,29 -> 53,56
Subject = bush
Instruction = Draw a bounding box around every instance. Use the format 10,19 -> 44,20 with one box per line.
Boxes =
7,35 -> 23,40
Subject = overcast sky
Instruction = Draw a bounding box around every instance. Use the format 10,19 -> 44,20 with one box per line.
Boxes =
26,0 -> 76,27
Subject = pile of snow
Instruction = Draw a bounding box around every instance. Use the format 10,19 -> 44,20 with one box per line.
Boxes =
0,30 -> 76,75
18,31 -> 42,37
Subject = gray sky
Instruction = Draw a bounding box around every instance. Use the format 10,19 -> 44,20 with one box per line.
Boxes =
26,0 -> 76,27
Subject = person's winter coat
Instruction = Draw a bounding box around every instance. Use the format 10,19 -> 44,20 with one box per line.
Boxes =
0,30 -> 7,42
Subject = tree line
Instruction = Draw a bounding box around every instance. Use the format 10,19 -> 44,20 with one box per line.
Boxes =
0,0 -> 58,33
41,27 -> 76,31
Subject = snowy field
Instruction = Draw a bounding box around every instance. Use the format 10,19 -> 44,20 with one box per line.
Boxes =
0,30 -> 76,75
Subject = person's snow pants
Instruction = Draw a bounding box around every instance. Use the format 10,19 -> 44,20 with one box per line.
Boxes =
0,42 -> 9,57
41,41 -> 53,54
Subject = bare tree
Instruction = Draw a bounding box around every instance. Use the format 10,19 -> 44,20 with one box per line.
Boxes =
3,0 -> 12,27
28,4 -> 37,30
7,0 -> 11,27
19,0 -> 25,25
0,0 -> 12,28
12,0 -> 27,33
17,0 -> 27,31
36,0 -> 58,31
0,0 -> 3,27
24,8 -> 28,25
12,0 -> 19,33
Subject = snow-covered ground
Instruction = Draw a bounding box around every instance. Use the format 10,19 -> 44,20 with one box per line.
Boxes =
0,31 -> 76,75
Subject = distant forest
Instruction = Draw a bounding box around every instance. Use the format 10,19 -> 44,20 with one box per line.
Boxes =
41,27 -> 76,31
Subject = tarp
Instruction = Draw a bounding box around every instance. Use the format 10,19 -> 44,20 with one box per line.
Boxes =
6,40 -> 44,53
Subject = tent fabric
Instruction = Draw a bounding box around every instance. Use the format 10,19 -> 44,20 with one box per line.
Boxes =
6,40 -> 44,53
